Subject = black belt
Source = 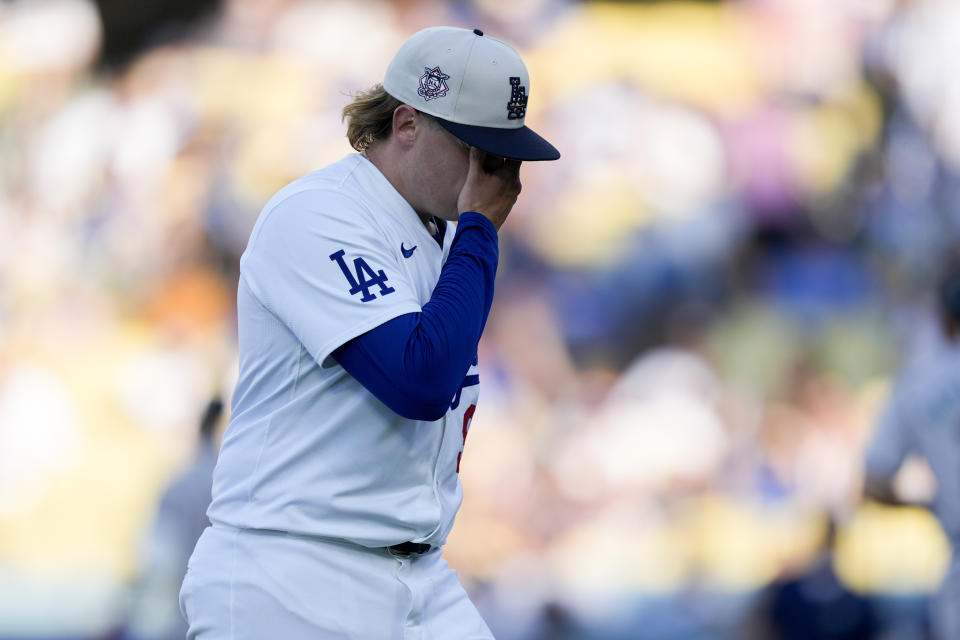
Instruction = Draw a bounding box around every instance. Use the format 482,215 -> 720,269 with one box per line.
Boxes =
386,541 -> 432,557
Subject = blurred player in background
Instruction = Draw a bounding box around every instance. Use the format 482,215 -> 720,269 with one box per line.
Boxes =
178,26 -> 558,638
123,398 -> 223,640
864,258 -> 960,640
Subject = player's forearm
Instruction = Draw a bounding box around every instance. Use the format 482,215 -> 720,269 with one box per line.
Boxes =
332,213 -> 498,420
424,212 -> 498,339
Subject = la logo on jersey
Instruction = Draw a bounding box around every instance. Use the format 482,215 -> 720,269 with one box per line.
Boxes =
418,66 -> 450,101
329,250 -> 395,302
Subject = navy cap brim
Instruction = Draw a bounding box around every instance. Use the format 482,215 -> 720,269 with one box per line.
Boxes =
435,117 -> 560,162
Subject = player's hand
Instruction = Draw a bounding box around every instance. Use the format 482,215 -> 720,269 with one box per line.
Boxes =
457,147 -> 522,231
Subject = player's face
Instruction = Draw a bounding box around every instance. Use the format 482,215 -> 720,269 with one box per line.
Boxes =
412,117 -> 471,221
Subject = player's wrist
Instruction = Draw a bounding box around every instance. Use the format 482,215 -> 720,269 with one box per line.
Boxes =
450,212 -> 499,260
456,211 -> 499,235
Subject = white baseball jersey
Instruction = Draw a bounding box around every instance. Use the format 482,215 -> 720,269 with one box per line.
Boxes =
865,329 -> 960,542
206,153 -> 480,549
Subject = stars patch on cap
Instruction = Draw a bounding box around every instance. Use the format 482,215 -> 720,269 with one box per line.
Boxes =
418,66 -> 450,101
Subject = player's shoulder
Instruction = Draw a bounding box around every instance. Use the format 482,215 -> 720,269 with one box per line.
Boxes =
264,154 -> 371,216
248,155 -> 379,240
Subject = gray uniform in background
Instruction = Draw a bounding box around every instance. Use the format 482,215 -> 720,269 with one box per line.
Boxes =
866,296 -> 960,640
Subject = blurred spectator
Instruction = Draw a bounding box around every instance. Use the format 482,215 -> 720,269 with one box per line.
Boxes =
863,257 -> 960,640
756,520 -> 879,640
119,398 -> 223,640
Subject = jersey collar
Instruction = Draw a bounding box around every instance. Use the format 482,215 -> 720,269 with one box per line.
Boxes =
353,154 -> 453,251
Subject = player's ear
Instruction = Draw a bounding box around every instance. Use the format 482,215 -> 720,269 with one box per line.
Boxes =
392,105 -> 419,149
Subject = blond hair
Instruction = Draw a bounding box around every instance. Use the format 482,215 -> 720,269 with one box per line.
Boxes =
341,84 -> 403,153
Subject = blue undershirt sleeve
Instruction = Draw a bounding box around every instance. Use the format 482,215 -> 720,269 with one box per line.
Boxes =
331,212 -> 498,421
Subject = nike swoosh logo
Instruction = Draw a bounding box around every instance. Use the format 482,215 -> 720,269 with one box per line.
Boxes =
401,243 -> 417,258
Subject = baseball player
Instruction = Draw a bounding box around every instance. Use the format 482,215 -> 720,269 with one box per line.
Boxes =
179,27 -> 559,639
864,260 -> 960,640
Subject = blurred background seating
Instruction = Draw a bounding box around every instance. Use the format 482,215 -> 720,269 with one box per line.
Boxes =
0,0 -> 957,638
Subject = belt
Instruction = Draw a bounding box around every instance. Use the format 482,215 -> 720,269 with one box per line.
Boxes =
386,541 -> 432,557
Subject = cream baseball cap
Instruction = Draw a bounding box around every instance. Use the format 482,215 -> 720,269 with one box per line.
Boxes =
383,26 -> 560,161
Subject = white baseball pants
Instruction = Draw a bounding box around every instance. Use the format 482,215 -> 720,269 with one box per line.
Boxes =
179,524 -> 494,640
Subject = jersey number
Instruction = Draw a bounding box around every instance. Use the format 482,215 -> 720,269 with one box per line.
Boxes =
329,250 -> 395,302
456,404 -> 476,473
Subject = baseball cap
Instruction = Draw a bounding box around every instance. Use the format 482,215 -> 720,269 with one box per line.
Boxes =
383,26 -> 560,162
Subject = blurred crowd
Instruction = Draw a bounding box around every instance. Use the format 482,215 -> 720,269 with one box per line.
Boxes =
2,0 -> 960,638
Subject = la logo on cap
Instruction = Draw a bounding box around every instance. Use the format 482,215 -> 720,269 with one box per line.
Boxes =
507,77 -> 527,120
417,67 -> 450,101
